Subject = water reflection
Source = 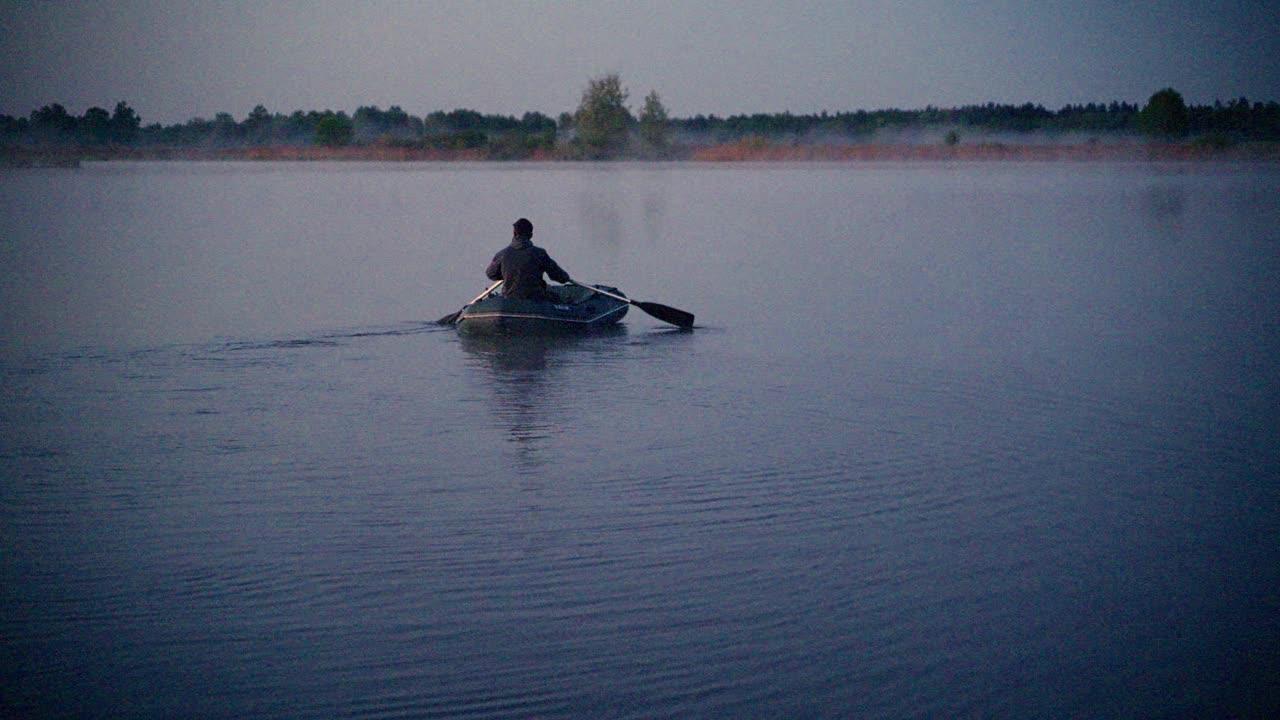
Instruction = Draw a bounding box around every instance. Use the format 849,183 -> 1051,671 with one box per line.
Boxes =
578,168 -> 624,254
459,328 -> 627,468
1142,183 -> 1186,243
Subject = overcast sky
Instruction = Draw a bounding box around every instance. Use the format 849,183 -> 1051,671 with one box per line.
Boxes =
2,0 -> 1277,125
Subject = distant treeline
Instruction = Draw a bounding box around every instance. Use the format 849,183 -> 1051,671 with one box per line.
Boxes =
0,103 -> 562,157
3,95 -> 1279,161
680,99 -> 1279,141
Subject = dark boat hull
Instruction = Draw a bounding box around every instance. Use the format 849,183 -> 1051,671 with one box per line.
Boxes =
456,284 -> 628,334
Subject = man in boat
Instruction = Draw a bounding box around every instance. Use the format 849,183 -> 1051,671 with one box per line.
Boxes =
486,218 -> 571,300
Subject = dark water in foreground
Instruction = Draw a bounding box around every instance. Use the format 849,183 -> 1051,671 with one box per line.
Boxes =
3,162 -> 1279,718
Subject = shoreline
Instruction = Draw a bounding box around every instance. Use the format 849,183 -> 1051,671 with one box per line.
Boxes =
4,140 -> 1278,167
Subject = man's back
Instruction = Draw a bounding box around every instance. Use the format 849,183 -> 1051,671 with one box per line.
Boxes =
486,236 -> 569,299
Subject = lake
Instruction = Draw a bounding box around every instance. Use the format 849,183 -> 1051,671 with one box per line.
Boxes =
2,160 -> 1278,718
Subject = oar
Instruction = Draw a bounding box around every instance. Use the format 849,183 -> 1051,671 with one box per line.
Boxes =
567,280 -> 694,329
437,280 -> 503,324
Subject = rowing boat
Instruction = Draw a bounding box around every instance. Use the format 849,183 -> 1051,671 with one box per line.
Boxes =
453,283 -> 628,334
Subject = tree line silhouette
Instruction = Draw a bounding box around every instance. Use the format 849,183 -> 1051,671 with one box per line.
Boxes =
3,88 -> 1278,161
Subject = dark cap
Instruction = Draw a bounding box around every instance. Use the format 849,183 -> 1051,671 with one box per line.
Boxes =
513,218 -> 533,237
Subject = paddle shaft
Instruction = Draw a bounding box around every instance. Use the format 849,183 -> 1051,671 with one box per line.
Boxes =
467,280 -> 505,305
567,280 -> 694,328
438,280 -> 503,324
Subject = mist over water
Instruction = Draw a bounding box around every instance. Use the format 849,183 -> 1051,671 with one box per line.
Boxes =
3,161 -> 1279,718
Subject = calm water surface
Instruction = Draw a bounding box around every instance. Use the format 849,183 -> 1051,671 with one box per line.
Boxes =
2,161 -> 1279,718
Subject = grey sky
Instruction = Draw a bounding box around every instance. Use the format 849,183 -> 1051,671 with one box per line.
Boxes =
2,0 -> 1277,125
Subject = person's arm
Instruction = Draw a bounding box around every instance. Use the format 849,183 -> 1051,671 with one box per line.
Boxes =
544,254 -> 570,284
485,252 -> 504,281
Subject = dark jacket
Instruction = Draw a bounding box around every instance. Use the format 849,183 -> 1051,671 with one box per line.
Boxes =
485,236 -> 570,299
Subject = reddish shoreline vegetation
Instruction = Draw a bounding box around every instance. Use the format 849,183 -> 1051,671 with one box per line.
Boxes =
5,135 -> 1274,166
4,139 -> 1278,167
685,138 -> 1280,162
4,80 -> 1278,166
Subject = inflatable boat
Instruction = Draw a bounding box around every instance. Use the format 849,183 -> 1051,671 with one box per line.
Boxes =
452,283 -> 629,334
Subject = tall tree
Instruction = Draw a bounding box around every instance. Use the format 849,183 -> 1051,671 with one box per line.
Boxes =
109,101 -> 141,143
243,104 -> 272,143
574,73 -> 632,158
638,90 -> 670,155
80,107 -> 112,144
1137,88 -> 1189,138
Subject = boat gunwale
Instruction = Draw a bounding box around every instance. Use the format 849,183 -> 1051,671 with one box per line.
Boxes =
456,288 -> 629,332
459,304 -> 627,325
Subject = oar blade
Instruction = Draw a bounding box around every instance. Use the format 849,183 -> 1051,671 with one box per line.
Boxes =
635,300 -> 695,329
437,310 -> 461,325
